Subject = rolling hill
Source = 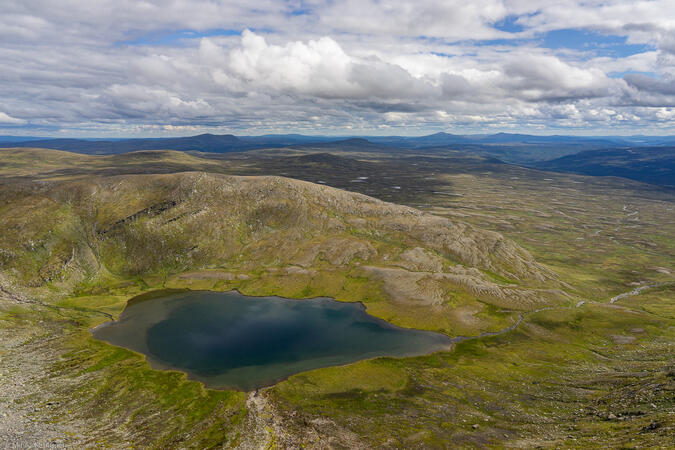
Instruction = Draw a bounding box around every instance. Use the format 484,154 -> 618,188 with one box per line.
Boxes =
533,146 -> 675,187
0,148 -> 673,448
4,132 -> 675,165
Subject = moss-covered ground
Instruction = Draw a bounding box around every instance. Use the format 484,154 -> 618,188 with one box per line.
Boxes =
0,147 -> 672,448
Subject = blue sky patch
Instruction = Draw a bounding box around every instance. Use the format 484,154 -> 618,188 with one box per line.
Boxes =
492,15 -> 525,33
541,29 -> 653,57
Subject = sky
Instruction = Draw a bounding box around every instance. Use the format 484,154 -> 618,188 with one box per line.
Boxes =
1,0 -> 675,137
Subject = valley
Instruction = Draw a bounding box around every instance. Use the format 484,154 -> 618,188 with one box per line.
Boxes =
0,146 -> 673,448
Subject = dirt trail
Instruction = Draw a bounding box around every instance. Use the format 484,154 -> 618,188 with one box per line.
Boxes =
609,283 -> 668,304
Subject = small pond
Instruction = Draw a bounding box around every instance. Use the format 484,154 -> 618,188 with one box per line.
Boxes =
92,290 -> 452,391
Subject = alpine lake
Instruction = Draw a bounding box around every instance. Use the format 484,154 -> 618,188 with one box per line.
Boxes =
92,290 -> 452,391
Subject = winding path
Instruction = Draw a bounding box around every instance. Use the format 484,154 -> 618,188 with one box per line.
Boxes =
609,283 -> 666,304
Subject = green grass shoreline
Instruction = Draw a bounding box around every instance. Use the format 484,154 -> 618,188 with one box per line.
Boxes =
3,274 -> 671,448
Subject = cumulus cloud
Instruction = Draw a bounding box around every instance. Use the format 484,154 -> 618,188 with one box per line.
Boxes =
229,30 -> 357,98
500,54 -> 616,101
625,74 -> 675,96
0,1 -> 674,135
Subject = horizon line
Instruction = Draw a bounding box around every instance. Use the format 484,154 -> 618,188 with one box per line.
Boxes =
2,131 -> 675,140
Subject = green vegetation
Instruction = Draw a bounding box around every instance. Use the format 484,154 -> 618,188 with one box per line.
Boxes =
0,147 -> 672,448
272,301 -> 674,447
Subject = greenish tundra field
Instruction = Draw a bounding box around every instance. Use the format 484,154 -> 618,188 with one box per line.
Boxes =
0,146 -> 673,448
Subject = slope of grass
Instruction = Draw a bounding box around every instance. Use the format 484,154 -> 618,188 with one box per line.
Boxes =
0,148 -> 672,448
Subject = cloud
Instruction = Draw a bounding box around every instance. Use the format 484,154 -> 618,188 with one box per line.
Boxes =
316,0 -> 510,40
0,112 -> 26,124
102,84 -> 212,119
625,73 -> 675,95
0,1 -> 674,135
229,30 -> 357,98
440,74 -> 473,99
500,54 -> 615,101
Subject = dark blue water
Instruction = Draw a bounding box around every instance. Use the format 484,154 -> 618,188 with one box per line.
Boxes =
92,290 -> 451,390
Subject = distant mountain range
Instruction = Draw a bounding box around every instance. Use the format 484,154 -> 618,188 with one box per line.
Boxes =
366,131 -> 625,147
3,131 -> 675,156
0,133 -> 249,154
1,132 -> 674,187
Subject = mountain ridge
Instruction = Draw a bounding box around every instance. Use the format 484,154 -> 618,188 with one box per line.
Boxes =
4,132 -> 675,156
532,146 -> 675,187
